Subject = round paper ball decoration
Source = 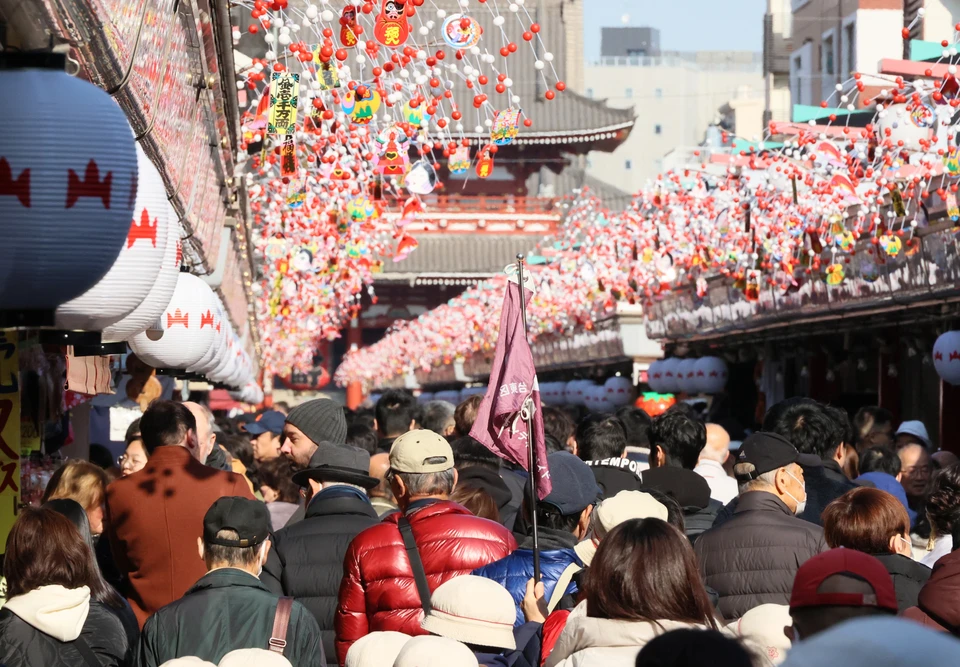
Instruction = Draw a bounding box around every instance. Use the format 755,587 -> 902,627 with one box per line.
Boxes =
693,357 -> 729,394
876,103 -> 938,153
102,207 -> 181,342
417,391 -> 435,404
0,67 -> 138,311
128,273 -> 218,369
934,331 -> 960,386
646,360 -> 665,393
55,144 -> 169,331
604,376 -> 634,407
658,358 -> 682,394
538,382 -> 560,405
676,358 -> 699,394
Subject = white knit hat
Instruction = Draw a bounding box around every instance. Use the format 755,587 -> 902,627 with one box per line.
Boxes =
575,490 -> 669,566
217,648 -> 292,667
420,575 -> 516,650
160,660 -> 216,667
731,604 -> 792,665
346,632 -> 413,667
393,636 -> 478,667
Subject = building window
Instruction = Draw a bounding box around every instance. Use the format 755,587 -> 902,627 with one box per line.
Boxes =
625,160 -> 632,170
822,34 -> 834,77
655,88 -> 663,98
625,88 -> 633,98
586,157 -> 593,169
844,22 -> 856,78
655,124 -> 662,134
586,88 -> 593,98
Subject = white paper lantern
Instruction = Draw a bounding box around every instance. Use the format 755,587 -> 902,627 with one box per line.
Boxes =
102,210 -> 181,342
538,382 -> 560,405
207,329 -> 239,384
604,376 -> 634,407
646,360 -> 665,392
658,358 -> 682,394
417,391 -> 435,404
0,67 -> 138,312
934,331 -> 960,386
564,379 -> 589,406
55,144 -> 170,331
189,296 -> 228,375
676,358 -> 699,394
693,356 -> 729,394
583,384 -> 603,411
129,273 -> 218,369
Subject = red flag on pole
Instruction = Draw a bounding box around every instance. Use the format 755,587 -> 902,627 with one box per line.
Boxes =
469,280 -> 552,499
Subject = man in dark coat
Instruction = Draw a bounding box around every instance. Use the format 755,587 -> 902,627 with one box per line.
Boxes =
451,436 -> 522,530
695,432 -> 827,620
577,414 -> 644,497
640,411 -> 721,539
260,445 -> 381,667
137,497 -> 323,666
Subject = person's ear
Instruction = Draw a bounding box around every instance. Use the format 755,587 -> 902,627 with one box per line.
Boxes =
197,537 -> 204,562
409,419 -> 417,432
391,473 -> 406,499
577,505 -> 594,539
308,479 -> 322,497
450,467 -> 459,493
834,445 -> 845,464
654,445 -> 666,467
260,539 -> 272,565
887,533 -> 900,555
785,624 -> 796,642
568,438 -> 578,457
896,472 -> 903,483
774,467 -> 789,495
373,419 -> 380,434
186,429 -> 200,455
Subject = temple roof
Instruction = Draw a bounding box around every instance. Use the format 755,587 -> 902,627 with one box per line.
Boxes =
376,234 -> 542,281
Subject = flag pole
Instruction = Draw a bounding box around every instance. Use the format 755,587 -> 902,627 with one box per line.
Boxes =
516,254 -> 541,583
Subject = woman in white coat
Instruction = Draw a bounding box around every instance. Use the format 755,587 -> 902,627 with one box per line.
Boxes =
544,518 -> 719,667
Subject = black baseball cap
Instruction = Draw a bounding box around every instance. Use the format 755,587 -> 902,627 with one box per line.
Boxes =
736,432 -> 799,481
203,497 -> 271,547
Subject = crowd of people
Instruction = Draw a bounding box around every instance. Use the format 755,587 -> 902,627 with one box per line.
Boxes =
3,390 -> 960,666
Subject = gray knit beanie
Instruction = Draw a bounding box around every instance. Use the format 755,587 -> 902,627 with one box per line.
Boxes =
284,399 -> 348,446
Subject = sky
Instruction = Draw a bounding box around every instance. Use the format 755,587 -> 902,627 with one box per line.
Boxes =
583,0 -> 767,62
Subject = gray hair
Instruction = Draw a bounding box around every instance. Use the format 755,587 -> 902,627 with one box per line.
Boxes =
319,481 -> 366,493
419,401 -> 456,434
735,463 -> 780,494
395,468 -> 456,496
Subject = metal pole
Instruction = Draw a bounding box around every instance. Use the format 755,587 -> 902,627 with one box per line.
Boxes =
516,254 -> 541,583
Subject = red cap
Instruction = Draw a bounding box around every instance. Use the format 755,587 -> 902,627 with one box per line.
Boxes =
790,548 -> 898,613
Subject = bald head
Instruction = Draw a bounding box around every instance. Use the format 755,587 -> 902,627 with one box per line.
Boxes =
184,402 -> 216,464
369,452 -> 393,500
699,423 -> 731,465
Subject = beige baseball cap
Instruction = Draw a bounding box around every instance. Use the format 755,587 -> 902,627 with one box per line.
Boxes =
389,429 -> 454,473
595,490 -> 668,536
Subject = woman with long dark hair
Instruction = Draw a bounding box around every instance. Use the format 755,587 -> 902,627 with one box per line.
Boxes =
0,507 -> 134,666
544,518 -> 718,667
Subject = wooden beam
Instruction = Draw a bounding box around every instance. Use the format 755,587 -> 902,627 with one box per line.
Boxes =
878,58 -> 953,79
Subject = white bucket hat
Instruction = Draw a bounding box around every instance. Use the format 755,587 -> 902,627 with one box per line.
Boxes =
393,636 -> 478,667
160,660 -> 216,667
218,648 -> 292,667
346,632 -> 413,667
420,575 -> 516,650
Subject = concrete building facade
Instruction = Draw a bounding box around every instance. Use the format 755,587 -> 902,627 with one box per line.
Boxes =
584,32 -> 763,193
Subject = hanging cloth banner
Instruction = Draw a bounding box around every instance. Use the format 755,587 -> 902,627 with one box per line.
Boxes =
268,72 -> 300,135
280,135 -> 298,177
0,330 -> 20,547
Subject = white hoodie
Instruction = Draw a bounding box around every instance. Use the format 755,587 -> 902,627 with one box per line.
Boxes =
4,585 -> 90,642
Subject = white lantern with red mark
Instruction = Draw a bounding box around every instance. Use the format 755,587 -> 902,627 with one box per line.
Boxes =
658,358 -> 682,394
207,327 -> 238,384
604,376 -> 634,407
102,209 -> 181,342
189,295 -> 228,376
128,273 -> 218,368
693,357 -> 729,394
55,144 -> 170,331
646,360 -> 665,393
0,66 -> 138,313
434,390 -> 460,404
676,358 -> 699,394
934,331 -> 960,386
564,379 -> 589,406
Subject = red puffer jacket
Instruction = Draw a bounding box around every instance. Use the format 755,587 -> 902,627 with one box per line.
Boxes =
335,500 -> 517,665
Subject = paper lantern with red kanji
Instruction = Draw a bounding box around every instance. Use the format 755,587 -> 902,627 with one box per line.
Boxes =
128,273 -> 218,368
102,208 -> 181,342
693,356 -> 729,394
0,67 -> 138,312
646,360 -> 665,393
188,295 -> 228,376
564,379 -> 591,406
207,326 -> 239,384
658,358 -> 682,394
934,331 -> 960,386
55,144 -> 170,331
676,358 -> 699,394
604,376 -> 634,407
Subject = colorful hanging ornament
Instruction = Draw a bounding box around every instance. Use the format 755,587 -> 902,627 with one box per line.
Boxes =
267,72 -> 299,135
491,108 -> 522,146
404,160 -> 437,195
475,145 -> 494,179
373,125 -> 411,177
374,0 -> 411,48
441,13 -> 482,49
448,145 -> 470,175
339,6 -> 360,47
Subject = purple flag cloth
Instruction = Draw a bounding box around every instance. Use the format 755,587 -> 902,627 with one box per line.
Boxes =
469,280 -> 552,499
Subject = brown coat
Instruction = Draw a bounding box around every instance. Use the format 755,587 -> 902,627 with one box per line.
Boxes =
902,548 -> 960,635
106,445 -> 255,627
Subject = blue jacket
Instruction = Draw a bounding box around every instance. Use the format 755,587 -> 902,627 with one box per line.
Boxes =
473,528 -> 583,627
857,472 -> 918,526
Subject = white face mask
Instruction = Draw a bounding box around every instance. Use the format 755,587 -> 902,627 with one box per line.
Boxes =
784,470 -> 807,516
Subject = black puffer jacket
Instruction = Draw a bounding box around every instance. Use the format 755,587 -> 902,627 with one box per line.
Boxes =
871,552 -> 931,612
261,486 -> 380,667
694,491 -> 827,620
0,595 -> 132,667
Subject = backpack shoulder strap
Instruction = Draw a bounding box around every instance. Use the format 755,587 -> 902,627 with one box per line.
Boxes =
269,596 -> 294,654
72,636 -> 103,667
398,516 -> 433,615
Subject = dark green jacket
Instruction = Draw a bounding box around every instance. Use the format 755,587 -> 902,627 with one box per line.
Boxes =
136,568 -> 323,667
